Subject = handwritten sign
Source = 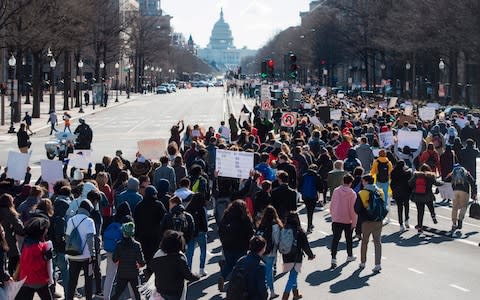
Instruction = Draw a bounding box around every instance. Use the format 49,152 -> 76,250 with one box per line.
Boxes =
137,139 -> 167,161
404,105 -> 413,116
215,149 -> 254,179
388,97 -> 398,108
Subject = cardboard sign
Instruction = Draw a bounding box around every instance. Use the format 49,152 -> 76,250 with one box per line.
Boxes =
40,160 -> 64,184
281,112 -> 297,127
215,149 -> 254,179
397,115 -> 416,126
418,107 -> 436,121
397,130 -> 423,149
69,150 -> 93,169
330,109 -> 342,121
137,139 -> 167,161
379,131 -> 394,148
6,151 -> 30,181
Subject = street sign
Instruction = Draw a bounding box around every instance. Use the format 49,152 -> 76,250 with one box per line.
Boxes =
261,84 -> 272,111
281,112 -> 297,127
261,99 -> 272,111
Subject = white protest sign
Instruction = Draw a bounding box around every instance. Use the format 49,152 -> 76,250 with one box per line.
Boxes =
455,118 -> 468,129
366,108 -> 376,118
319,88 -> 327,97
404,105 -> 413,116
310,116 -> 321,126
372,148 -> 381,157
330,109 -> 342,120
6,151 -> 30,181
69,150 -> 93,169
215,149 -> 254,179
388,97 -> 398,108
40,160 -> 64,184
137,139 -> 167,161
303,103 -> 312,110
281,112 -> 297,127
426,103 -> 441,109
418,107 -> 436,121
379,131 -> 394,148
397,130 -> 423,149
337,93 -> 345,99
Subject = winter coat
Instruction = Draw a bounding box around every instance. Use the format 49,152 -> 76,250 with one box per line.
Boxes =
0,208 -> 24,257
116,189 -> 143,213
459,146 -> 479,179
153,165 -> 176,194
439,150 -> 456,180
218,214 -> 254,252
236,253 -> 268,300
276,162 -> 297,189
271,183 -> 297,220
355,143 -> 375,172
186,203 -> 208,237
408,172 -> 441,203
112,237 -> 145,279
343,149 -> 362,174
335,140 -> 352,161
253,191 -> 271,216
159,204 -> 195,244
390,167 -> 413,201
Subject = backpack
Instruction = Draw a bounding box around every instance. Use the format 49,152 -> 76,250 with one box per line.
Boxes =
344,159 -> 359,174
103,222 -> 123,253
353,180 -> 362,193
366,190 -> 388,221
414,175 -> 428,194
301,173 -> 317,199
451,166 -> 467,186
65,217 -> 87,256
172,212 -> 189,234
376,161 -> 389,183
226,258 -> 257,300
278,227 -> 297,255
51,215 -> 67,252
425,153 -> 436,169
256,226 -> 273,254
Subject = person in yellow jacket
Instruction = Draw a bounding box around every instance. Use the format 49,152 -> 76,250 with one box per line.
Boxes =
370,149 -> 393,223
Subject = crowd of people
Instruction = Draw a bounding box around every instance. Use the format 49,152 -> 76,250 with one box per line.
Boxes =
0,88 -> 479,300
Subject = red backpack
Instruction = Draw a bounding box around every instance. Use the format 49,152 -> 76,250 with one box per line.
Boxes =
414,175 -> 428,194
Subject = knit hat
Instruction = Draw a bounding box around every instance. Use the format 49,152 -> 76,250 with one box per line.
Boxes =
127,177 -> 140,190
122,222 -> 135,238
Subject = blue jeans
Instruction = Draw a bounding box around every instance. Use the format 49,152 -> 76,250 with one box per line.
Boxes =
264,256 -> 275,292
221,250 -> 246,279
53,252 -> 69,294
186,232 -> 207,270
376,181 -> 390,214
284,269 -> 298,293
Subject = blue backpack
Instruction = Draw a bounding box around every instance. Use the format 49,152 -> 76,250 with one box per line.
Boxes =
366,190 -> 388,221
301,173 -> 317,199
103,222 -> 123,253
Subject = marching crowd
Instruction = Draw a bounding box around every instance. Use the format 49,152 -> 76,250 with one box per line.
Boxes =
0,90 -> 479,300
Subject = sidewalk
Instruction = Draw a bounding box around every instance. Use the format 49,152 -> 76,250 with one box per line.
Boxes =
0,90 -> 137,135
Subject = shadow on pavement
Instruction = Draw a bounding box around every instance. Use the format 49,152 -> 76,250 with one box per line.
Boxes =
305,262 -> 349,286
329,268 -> 378,294
187,271 -> 223,299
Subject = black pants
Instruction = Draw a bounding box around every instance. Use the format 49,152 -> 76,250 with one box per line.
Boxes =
355,219 -> 363,235
331,222 -> 353,259
111,277 -> 141,300
415,201 -> 435,228
304,198 -> 317,229
67,259 -> 92,300
8,255 -> 19,275
396,197 -> 410,225
16,285 -> 52,300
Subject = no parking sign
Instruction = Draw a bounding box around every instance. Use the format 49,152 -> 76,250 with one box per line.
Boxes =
281,112 -> 297,127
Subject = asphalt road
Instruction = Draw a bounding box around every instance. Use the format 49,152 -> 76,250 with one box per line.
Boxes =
1,88 -> 477,299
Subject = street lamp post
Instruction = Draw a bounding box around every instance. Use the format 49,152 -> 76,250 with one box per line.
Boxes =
49,56 -> 56,112
439,58 -> 445,101
115,62 -> 119,102
97,61 -> 105,109
126,64 -> 131,99
168,69 -> 171,81
78,59 -> 84,113
8,54 -> 16,133
172,69 -> 175,82
405,61 -> 411,97
380,63 -> 386,95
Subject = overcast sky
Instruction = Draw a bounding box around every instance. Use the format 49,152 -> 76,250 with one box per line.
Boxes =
162,0 -> 311,50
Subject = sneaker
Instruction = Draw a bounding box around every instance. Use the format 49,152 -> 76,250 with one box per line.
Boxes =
451,224 -> 457,232
269,292 -> 280,299
53,291 -> 63,299
383,218 -> 390,225
405,219 -> 410,228
306,227 -> 313,234
346,256 -> 357,262
418,227 -> 423,233
457,220 -> 463,229
432,216 -> 438,224
372,265 -> 382,272
95,292 -> 104,298
199,269 -> 208,277
359,263 -> 366,269
330,258 -> 337,269
399,225 -> 405,231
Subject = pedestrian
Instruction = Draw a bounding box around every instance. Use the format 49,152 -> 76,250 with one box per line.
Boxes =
110,222 -> 146,300
445,164 -> 477,232
159,196 -> 195,247
150,230 -> 200,300
271,171 -> 297,222
299,164 -> 322,233
327,160 -> 348,200
17,123 -> 31,153
185,193 -> 208,276
459,138 -> 479,181
354,175 -> 384,272
103,90 -> 108,107
280,211 -> 315,300
0,193 -> 24,276
153,156 -> 177,194
0,224 -> 11,285
62,112 -> 72,133
253,180 -> 272,220
256,205 -> 282,299
408,164 -> 442,233
84,91 -> 90,106
370,149 -> 393,223
73,118 -> 93,150
115,177 -> 143,212
86,191 -> 103,297
330,174 -> 357,269
47,110 -> 58,135
390,161 -> 413,230
343,148 -> 362,174
355,137 -> 374,173
22,111 -> 34,135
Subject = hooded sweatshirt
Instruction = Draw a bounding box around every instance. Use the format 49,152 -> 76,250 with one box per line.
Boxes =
66,182 -> 97,218
330,185 -> 357,226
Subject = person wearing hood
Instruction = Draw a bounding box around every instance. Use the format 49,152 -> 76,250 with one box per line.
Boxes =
66,181 -> 97,218
426,125 -> 445,155
116,177 -> 143,212
343,148 -> 362,174
459,138 -> 480,181
159,196 -> 195,245
134,186 -> 166,271
65,200 -> 96,300
444,126 -> 458,146
355,137 -> 374,173
299,165 -> 322,233
390,161 -> 413,231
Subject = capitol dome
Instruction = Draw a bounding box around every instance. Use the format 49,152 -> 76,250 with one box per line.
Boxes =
208,8 -> 234,50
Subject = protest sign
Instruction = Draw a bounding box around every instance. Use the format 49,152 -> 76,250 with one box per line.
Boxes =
310,116 -> 321,126
404,105 -> 413,116
215,149 -> 254,179
366,108 -> 376,118
418,107 -> 436,121
388,97 -> 398,108
281,112 -> 297,127
455,118 -> 468,129
330,109 -> 342,121
397,115 -> 416,125
40,160 -> 64,184
137,139 -> 167,161
317,106 -> 331,122
397,130 -> 423,149
6,151 -> 30,181
337,92 -> 345,99
372,148 -> 381,157
379,131 -> 394,148
426,103 -> 440,109
69,150 -> 93,169
319,88 -> 327,97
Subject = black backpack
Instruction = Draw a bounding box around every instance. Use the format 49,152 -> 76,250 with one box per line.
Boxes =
256,226 -> 273,254
226,257 -> 257,300
172,212 -> 189,234
51,215 -> 67,252
376,161 -> 389,183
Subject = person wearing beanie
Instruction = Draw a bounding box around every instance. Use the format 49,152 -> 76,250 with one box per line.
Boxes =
65,199 -> 96,300
116,177 -> 143,212
110,222 -> 145,300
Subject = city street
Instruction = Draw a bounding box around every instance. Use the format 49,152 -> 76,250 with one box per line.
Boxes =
2,87 -> 478,300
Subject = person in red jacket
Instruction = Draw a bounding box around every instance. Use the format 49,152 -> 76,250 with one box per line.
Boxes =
335,130 -> 353,160
420,143 -> 440,175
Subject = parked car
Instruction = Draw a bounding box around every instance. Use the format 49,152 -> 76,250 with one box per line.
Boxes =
156,85 -> 168,94
168,84 -> 177,92
444,106 -> 469,116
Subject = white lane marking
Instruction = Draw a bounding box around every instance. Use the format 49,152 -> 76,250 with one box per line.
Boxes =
449,284 -> 470,292
407,268 -> 424,274
319,230 -> 329,235
127,118 -> 150,133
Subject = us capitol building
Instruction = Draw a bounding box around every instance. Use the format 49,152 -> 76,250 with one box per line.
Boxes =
197,9 -> 256,72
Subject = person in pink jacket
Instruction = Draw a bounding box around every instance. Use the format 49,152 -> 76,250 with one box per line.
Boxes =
329,174 -> 358,269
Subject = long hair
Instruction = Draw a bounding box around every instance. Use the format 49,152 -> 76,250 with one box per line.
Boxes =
0,193 -> 19,217
285,211 -> 303,232
0,224 -> 9,252
259,205 -> 283,229
223,199 -> 252,223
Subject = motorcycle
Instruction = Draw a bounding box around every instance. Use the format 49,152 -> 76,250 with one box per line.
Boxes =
44,132 -> 77,161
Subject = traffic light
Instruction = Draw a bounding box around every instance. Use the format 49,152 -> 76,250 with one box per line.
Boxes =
267,59 -> 274,78
289,53 -> 298,79
261,60 -> 267,79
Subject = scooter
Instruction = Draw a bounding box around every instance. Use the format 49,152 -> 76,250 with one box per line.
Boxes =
45,132 -> 77,161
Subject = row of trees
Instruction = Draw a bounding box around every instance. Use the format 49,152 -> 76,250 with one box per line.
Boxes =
243,0 -> 480,104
